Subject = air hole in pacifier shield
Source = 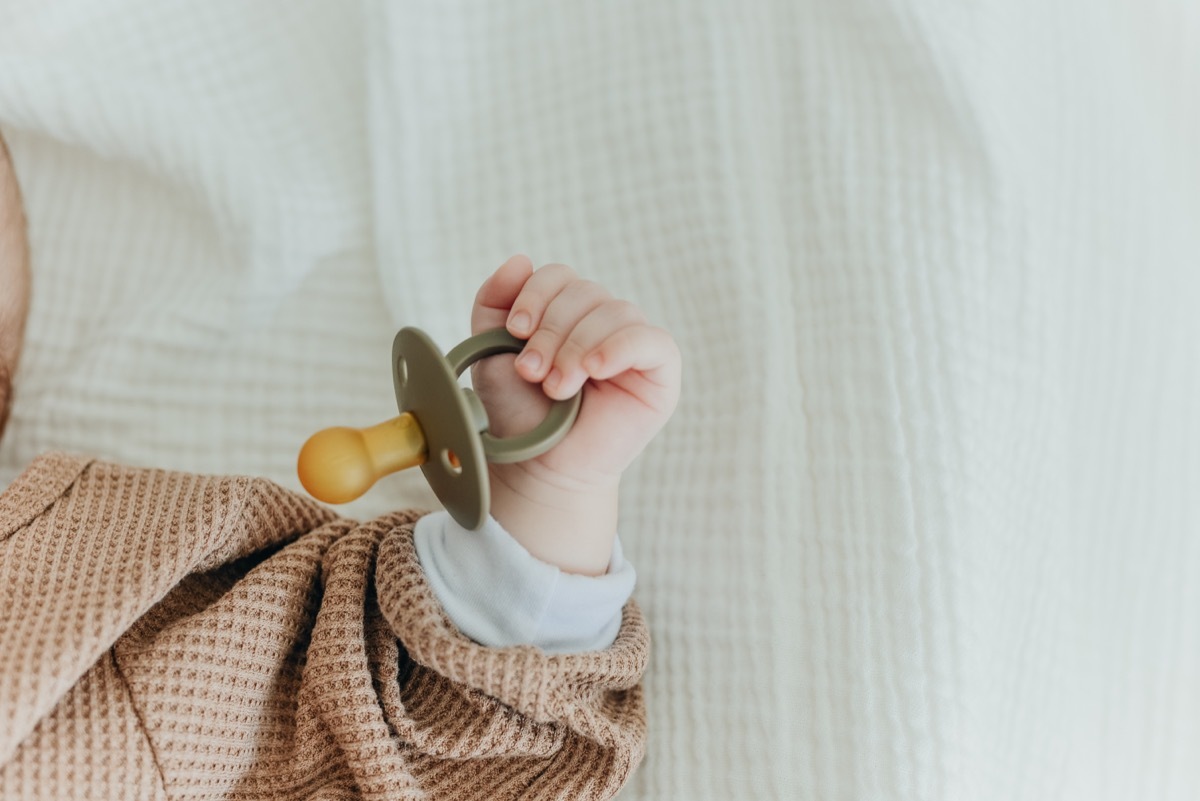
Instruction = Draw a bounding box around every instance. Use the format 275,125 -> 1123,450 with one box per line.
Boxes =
441,448 -> 463,476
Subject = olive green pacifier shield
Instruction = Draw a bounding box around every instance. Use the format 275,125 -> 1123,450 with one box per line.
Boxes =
393,328 -> 490,530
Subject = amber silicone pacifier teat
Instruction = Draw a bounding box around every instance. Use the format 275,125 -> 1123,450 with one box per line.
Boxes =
297,327 -> 582,530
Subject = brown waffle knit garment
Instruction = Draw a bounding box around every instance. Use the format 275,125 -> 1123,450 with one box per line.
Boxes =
0,453 -> 648,800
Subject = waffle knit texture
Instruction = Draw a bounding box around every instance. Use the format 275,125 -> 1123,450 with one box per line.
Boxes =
0,453 -> 648,800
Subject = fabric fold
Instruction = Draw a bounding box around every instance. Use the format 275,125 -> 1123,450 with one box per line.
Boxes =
0,454 -> 334,765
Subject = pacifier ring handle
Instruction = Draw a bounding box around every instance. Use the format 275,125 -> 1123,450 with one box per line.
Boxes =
443,329 -> 582,464
392,327 -> 581,529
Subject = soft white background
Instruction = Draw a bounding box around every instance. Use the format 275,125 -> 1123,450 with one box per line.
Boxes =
2,1 -> 1198,798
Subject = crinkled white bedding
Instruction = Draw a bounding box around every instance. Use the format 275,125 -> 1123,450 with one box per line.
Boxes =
2,1 -> 1198,798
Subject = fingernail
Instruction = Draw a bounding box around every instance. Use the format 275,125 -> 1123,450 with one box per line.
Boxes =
509,311 -> 532,335
517,349 -> 541,373
545,368 -> 562,390
583,352 -> 603,372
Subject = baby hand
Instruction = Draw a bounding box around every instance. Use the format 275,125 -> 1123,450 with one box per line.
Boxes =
470,255 -> 681,575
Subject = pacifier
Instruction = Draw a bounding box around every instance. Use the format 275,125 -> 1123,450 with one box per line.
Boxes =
297,327 -> 582,530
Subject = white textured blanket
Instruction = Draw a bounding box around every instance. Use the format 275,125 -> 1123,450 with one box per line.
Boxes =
1,1 -> 1197,798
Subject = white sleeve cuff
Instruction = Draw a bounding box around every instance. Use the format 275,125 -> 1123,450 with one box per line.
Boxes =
412,510 -> 636,654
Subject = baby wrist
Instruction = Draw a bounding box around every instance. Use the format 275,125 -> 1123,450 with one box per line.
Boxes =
487,466 -> 618,576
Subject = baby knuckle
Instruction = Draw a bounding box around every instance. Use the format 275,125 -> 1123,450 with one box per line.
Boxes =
530,311 -> 566,338
656,327 -> 683,360
556,336 -> 588,363
527,327 -> 563,352
606,299 -> 646,324
535,262 -> 576,283
571,278 -> 608,299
